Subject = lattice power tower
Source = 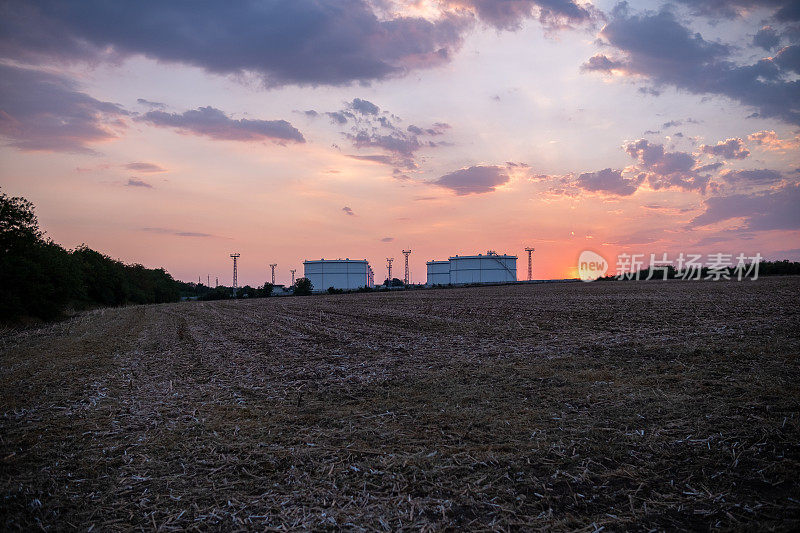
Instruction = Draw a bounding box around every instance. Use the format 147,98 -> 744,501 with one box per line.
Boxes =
402,249 -> 411,285
269,263 -> 277,285
230,253 -> 240,297
386,257 -> 394,284
525,247 -> 535,281
290,269 -> 296,285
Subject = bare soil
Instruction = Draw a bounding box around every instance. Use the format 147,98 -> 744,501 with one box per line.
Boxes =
2,278 -> 799,530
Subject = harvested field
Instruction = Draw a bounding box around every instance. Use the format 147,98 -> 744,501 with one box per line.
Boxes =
2,278 -> 799,530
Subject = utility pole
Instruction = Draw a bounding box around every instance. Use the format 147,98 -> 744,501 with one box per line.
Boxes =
525,247 -> 535,281
290,269 -> 296,285
402,249 -> 411,285
386,257 -> 394,285
230,253 -> 240,297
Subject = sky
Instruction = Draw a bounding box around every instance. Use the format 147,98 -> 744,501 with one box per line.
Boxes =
1,0 -> 799,285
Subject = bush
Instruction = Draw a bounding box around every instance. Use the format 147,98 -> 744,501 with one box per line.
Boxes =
293,277 -> 313,296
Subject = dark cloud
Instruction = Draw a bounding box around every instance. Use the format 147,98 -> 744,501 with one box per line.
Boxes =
775,3 -> 800,21
0,64 -> 127,153
673,1 -> 799,21
699,138 -> 750,159
587,7 -> 800,125
342,206 -> 355,216
695,162 -> 723,173
638,86 -> 661,96
125,162 -> 165,173
692,229 -> 757,247
450,0 -> 597,30
347,130 -> 421,167
575,168 -> 642,196
303,110 -> 318,117
346,154 -> 395,165
548,135 -> 761,197
774,45 -> 800,74
753,26 -> 780,51
380,237 -> 394,242
661,118 -> 699,129
580,54 -> 623,72
624,139 -> 708,192
126,177 -> 152,188
136,98 -> 166,110
142,227 -> 213,238
325,111 -> 352,124
624,139 -> 694,174
689,182 -> 800,230
137,106 -> 304,143
720,168 -> 783,185
0,0 -> 470,87
435,165 -> 509,195
407,122 -> 450,136
350,98 -> 379,115
327,99 -> 449,169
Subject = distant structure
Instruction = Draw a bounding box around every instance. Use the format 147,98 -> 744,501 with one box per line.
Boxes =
290,269 -> 296,285
525,247 -> 535,281
270,263 -> 277,285
215,277 -> 218,288
230,253 -> 240,297
303,259 -> 374,292
426,251 -> 517,285
386,257 -> 394,283
426,260 -> 450,285
402,249 -> 412,285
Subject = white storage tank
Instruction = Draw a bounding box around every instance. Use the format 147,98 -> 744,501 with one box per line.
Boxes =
303,259 -> 373,292
448,252 -> 517,284
426,260 -> 451,285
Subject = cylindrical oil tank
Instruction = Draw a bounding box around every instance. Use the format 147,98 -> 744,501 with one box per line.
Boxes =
426,260 -> 451,285
303,259 -> 373,292
448,254 -> 517,284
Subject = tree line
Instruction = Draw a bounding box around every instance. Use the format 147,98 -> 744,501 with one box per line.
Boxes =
1,189 -> 318,322
1,190 -> 181,322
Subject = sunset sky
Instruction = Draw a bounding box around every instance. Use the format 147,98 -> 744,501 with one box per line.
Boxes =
1,0 -> 799,285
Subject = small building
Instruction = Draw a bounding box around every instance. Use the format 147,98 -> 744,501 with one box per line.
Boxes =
303,259 -> 374,292
426,252 -> 517,285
